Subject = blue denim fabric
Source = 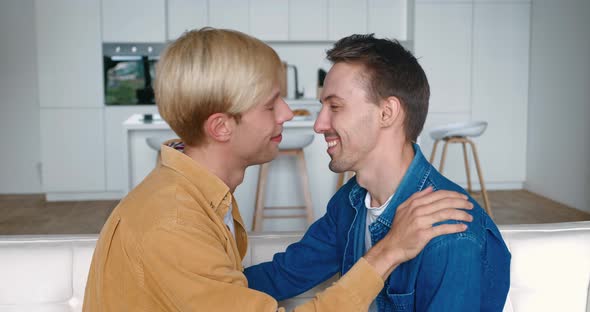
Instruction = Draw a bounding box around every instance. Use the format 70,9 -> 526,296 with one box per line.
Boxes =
245,144 -> 511,311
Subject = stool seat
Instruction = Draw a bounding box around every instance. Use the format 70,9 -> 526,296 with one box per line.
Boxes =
430,121 -> 488,140
146,137 -> 167,151
429,121 -> 493,219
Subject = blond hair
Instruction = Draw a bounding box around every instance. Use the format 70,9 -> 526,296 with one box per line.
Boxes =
155,28 -> 282,146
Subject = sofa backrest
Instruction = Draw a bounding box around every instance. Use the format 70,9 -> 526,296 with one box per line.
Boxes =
1,221 -> 589,312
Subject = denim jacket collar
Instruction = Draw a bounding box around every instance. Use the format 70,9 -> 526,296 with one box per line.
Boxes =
349,143 -> 432,230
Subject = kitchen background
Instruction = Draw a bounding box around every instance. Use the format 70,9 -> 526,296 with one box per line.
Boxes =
0,0 -> 589,232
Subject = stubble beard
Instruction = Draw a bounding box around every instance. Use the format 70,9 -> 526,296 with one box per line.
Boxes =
328,153 -> 353,173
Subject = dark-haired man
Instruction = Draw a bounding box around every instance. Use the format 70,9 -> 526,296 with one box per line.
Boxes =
245,34 -> 511,312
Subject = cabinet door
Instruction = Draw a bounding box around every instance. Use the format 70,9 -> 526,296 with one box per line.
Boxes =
209,0 -> 250,34
102,0 -> 166,42
289,0 -> 328,41
368,0 -> 408,40
328,0 -> 367,40
167,0 -> 208,40
35,0 -> 103,108
40,109 -> 106,192
250,0 -> 289,41
472,2 -> 530,184
415,2 -> 472,114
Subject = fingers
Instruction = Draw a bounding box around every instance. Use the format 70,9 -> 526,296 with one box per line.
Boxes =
406,186 -> 434,202
412,190 -> 468,208
397,187 -> 433,211
424,208 -> 473,226
428,223 -> 468,238
417,197 -> 474,217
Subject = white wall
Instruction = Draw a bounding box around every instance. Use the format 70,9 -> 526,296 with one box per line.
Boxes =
0,0 -> 41,193
525,0 -> 590,213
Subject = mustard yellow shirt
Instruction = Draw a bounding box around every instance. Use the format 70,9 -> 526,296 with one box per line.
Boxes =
83,145 -> 383,311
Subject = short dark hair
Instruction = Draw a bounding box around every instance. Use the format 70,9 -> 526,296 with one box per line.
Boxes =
326,34 -> 430,142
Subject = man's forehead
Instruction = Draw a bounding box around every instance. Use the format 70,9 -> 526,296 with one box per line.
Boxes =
322,68 -> 368,102
325,63 -> 366,86
319,94 -> 344,104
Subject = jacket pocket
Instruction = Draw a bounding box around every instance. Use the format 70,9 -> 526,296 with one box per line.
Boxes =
387,289 -> 415,311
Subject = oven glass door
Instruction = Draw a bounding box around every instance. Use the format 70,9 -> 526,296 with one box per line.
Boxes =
104,56 -> 156,105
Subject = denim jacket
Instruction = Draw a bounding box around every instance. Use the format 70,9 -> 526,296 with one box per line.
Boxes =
245,144 -> 511,311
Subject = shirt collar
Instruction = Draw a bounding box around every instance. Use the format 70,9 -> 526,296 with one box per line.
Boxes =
379,143 -> 432,226
349,143 -> 432,227
160,145 -> 232,219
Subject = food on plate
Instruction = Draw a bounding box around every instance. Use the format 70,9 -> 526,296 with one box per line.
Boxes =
292,109 -> 311,116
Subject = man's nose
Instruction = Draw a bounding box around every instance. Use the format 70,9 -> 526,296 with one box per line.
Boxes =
277,98 -> 293,123
313,106 -> 330,134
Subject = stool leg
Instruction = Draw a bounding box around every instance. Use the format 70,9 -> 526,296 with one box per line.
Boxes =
430,139 -> 440,163
253,163 -> 270,231
347,171 -> 355,182
336,172 -> 345,191
467,139 -> 493,219
439,140 -> 451,174
461,140 -> 472,193
296,149 -> 314,226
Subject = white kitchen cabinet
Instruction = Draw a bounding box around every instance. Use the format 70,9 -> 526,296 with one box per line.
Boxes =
471,2 -> 530,185
102,0 -> 166,42
368,0 -> 408,40
40,109 -> 106,192
414,2 -> 472,113
414,0 -> 530,189
104,106 -> 159,192
167,0 -> 208,40
35,0 -> 103,108
209,0 -> 250,34
288,0 -> 328,41
328,0 -> 367,40
164,0 -> 412,42
250,0 -> 289,41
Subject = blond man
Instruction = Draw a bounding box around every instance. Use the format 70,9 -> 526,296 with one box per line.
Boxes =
83,28 -> 473,312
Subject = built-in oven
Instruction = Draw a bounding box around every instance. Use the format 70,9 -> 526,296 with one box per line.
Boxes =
103,43 -> 166,105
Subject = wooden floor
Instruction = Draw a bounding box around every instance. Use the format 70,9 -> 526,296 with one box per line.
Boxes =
0,190 -> 588,235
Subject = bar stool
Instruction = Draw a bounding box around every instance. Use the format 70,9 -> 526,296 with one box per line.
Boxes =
252,136 -> 315,232
429,121 -> 493,218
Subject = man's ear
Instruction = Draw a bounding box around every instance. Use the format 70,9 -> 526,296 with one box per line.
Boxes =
204,113 -> 234,143
380,96 -> 402,127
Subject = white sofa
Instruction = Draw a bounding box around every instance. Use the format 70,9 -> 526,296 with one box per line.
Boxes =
1,221 -> 589,312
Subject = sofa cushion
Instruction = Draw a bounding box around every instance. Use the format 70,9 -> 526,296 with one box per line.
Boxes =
499,222 -> 590,312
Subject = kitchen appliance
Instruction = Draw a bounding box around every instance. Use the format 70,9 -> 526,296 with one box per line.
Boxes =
103,43 -> 166,105
317,68 -> 327,98
281,62 -> 304,99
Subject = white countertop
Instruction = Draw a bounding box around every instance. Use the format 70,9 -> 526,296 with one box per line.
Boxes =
124,100 -> 320,130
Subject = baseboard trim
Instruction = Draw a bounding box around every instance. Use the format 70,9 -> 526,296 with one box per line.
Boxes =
45,191 -> 124,202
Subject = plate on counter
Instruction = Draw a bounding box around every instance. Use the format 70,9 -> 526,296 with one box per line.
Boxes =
292,115 -> 314,121
291,108 -> 314,121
